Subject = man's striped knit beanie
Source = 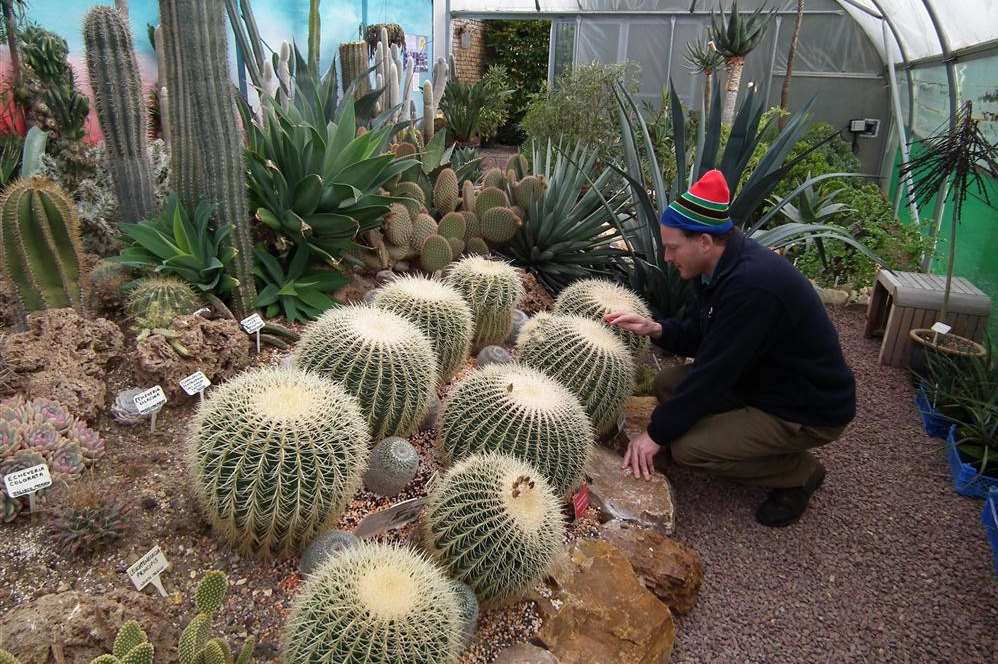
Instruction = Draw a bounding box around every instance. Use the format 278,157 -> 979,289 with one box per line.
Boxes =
659,169 -> 734,234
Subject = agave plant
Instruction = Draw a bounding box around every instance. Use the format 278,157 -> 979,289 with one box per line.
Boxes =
111,194 -> 238,295
440,79 -> 490,144
769,178 -> 853,225
253,244 -> 346,323
501,140 -> 630,293
709,1 -> 775,124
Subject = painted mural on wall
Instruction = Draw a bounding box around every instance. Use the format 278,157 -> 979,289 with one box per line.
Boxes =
2,0 -> 434,141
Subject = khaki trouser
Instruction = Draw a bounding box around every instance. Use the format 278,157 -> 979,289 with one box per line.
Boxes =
654,365 -> 845,488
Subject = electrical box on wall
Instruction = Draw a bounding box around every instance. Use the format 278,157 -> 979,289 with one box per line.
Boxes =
849,118 -> 880,138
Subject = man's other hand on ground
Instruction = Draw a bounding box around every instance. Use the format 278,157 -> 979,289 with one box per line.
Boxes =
622,431 -> 662,481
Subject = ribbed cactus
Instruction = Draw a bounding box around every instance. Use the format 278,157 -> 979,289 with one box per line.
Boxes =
283,542 -> 464,664
293,305 -> 438,439
516,313 -> 635,436
553,278 -> 653,360
438,364 -> 592,496
362,436 -> 420,497
373,275 -> 473,382
82,6 -> 156,226
187,367 -> 370,557
159,0 -> 255,314
126,276 -> 200,330
451,580 -> 479,647
300,529 -> 361,576
0,176 -> 85,318
340,41 -> 370,95
433,168 -> 459,214
424,453 -> 565,605
444,256 -> 524,347
420,234 -> 452,273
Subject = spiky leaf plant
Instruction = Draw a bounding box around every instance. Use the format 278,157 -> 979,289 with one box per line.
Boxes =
363,436 -> 420,497
438,364 -> 593,496
283,541 -> 464,664
685,38 -> 725,109
515,313 -> 635,436
709,1 -> 774,124
293,305 -> 438,439
373,276 -> 474,382
47,481 -> 128,556
424,453 -> 565,605
187,367 -> 370,557
553,278 -> 652,360
443,256 -> 524,347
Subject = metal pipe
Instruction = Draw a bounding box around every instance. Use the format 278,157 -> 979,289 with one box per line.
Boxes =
868,0 -> 916,138
547,20 -> 557,88
883,18 -> 920,225
837,0 -> 883,19
664,16 -> 676,92
451,9 -> 848,19
763,15 -> 781,105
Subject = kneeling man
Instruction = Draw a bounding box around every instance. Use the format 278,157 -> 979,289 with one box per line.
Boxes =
607,170 -> 855,527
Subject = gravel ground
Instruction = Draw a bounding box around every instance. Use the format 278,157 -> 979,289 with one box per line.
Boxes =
668,307 -> 998,663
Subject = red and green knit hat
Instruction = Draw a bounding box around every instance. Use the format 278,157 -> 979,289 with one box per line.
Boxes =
660,169 -> 733,234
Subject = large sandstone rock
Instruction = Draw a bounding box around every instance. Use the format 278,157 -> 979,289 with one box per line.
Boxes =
134,314 -> 250,399
0,590 -> 178,664
2,309 -> 124,420
601,520 -> 703,614
534,539 -> 675,664
587,445 -> 676,535
494,643 -> 561,663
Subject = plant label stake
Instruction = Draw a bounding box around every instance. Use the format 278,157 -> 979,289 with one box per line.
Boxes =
353,497 -> 427,539
133,385 -> 167,433
572,482 -> 590,520
180,371 -> 211,403
241,313 -> 265,353
127,545 -> 169,597
193,306 -> 211,318
3,462 -> 51,519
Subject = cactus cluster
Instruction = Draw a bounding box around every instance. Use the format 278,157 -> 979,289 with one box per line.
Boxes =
373,275 -> 473,382
88,620 -> 154,664
0,176 -> 86,322
293,305 -> 437,439
178,571 -> 254,664
187,367 -> 370,557
516,313 -> 635,435
424,453 -> 565,605
554,278 -> 653,360
438,364 -> 592,496
1,395 -> 104,523
363,436 -> 420,497
283,541 -> 464,664
443,256 -> 525,347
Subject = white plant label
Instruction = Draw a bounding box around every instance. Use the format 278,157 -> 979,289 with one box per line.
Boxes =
180,371 -> 211,396
240,313 -> 265,334
3,463 -> 51,498
353,497 -> 427,539
931,322 -> 952,335
133,385 -> 167,415
127,545 -> 169,597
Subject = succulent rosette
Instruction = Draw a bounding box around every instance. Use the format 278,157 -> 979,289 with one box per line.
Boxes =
23,422 -> 62,454
69,421 -> 105,463
33,399 -> 74,431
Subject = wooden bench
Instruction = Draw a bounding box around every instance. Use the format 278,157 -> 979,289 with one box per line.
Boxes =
864,270 -> 991,368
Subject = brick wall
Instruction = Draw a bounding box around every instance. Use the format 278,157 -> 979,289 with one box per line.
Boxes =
452,19 -> 487,83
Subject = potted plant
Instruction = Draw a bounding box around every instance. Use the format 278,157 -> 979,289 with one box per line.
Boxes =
983,487 -> 998,575
901,101 -> 997,373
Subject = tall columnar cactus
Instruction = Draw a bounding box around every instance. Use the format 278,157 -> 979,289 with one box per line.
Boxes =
159,0 -> 256,314
373,276 -> 473,383
82,6 -> 156,226
438,364 -> 593,497
0,177 -> 86,319
424,453 -> 565,605
516,313 -> 635,436
443,256 -> 524,347
283,542 -> 464,664
292,305 -> 438,439
339,41 -> 370,95
553,278 -> 653,360
187,367 -> 370,557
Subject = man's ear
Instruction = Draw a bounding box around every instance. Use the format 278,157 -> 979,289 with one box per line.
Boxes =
698,233 -> 713,252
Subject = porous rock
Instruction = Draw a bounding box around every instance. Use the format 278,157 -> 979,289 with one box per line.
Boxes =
494,643 -> 561,664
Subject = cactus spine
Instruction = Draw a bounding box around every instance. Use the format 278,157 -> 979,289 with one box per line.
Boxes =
159,0 -> 255,314
82,6 -> 156,225
0,177 -> 85,318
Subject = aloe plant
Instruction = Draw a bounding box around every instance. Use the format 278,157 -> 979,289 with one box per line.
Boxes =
709,1 -> 774,125
440,79 -> 490,144
253,244 -> 346,322
770,178 -> 853,225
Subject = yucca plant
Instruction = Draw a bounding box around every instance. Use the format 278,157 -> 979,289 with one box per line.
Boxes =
501,140 -> 630,293
709,1 -> 775,125
685,38 -> 724,110
253,244 -> 347,323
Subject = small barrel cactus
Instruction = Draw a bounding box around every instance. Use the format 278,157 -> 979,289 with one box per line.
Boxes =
293,305 -> 437,440
424,453 -> 565,605
553,278 -> 653,360
373,275 -> 473,382
450,579 -> 479,646
363,437 -> 420,497
516,313 -> 635,436
474,345 -> 512,367
444,256 -> 525,347
420,234 -> 453,273
126,276 -> 200,331
283,541 -> 464,664
300,529 -> 362,576
438,364 -> 592,496
187,367 -> 370,557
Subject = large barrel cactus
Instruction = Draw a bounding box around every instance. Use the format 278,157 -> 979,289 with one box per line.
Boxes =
438,363 -> 592,496
443,256 -> 524,347
187,367 -> 370,558
516,313 -> 635,436
283,541 -> 464,664
373,276 -> 473,382
424,453 -> 565,606
82,6 -> 157,225
0,177 -> 86,319
293,305 -> 438,439
554,278 -> 653,360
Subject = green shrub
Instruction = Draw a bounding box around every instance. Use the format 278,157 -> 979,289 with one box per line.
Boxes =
478,65 -> 513,144
483,20 -> 550,145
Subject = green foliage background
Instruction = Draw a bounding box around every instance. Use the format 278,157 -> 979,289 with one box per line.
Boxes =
484,20 -> 550,145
